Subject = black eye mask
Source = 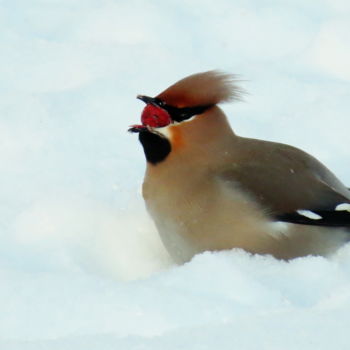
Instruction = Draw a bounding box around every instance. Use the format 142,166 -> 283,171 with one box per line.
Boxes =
137,95 -> 212,123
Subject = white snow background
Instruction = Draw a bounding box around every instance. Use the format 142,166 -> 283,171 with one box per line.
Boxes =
1,0 -> 350,349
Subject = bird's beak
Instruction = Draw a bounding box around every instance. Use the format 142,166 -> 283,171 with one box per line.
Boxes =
137,95 -> 158,105
128,124 -> 147,133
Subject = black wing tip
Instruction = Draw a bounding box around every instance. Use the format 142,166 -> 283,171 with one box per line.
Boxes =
276,207 -> 350,227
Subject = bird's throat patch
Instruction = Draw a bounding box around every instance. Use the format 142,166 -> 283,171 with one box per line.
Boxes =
138,130 -> 171,165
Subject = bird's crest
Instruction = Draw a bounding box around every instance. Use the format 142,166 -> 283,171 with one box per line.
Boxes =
156,70 -> 244,108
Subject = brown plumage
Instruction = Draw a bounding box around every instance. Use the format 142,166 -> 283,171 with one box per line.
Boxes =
156,70 -> 244,107
131,71 -> 350,263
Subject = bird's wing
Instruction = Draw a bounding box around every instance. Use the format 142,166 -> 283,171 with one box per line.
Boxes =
218,139 -> 350,227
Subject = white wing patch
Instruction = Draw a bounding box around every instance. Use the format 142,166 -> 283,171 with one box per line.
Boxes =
297,210 -> 322,220
335,203 -> 350,212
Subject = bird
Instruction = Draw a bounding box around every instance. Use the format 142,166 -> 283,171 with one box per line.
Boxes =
129,71 -> 350,264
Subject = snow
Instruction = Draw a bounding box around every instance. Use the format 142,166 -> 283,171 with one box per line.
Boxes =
1,0 -> 350,349
2,250 -> 350,349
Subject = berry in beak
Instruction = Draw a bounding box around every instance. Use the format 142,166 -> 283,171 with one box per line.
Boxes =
140,104 -> 172,128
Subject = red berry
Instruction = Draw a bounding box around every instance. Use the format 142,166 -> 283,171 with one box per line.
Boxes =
141,104 -> 172,128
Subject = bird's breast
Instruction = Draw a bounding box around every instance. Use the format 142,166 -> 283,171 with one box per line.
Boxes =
142,168 -> 274,263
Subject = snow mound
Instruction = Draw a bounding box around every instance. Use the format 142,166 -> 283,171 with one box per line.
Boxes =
2,249 -> 350,349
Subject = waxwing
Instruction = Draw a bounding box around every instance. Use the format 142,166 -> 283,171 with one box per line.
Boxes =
129,71 -> 350,263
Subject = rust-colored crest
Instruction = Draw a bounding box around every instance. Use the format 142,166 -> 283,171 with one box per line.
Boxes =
156,70 -> 244,108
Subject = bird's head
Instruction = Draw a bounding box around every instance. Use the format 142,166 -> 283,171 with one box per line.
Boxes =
129,70 -> 243,132
129,71 -> 243,164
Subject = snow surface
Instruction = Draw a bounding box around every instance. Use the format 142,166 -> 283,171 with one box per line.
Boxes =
1,0 -> 350,349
